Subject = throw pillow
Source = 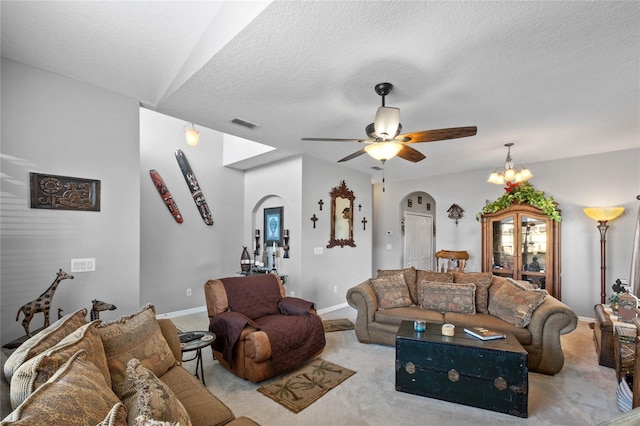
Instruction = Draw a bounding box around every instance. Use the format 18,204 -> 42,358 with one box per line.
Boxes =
4,308 -> 87,382
2,350 -> 123,426
377,267 -> 418,304
488,279 -> 548,328
121,358 -> 191,426
98,304 -> 177,398
416,270 -> 453,284
10,321 -> 110,409
419,281 -> 476,314
369,272 -> 413,309
507,277 -> 539,290
452,272 -> 493,313
98,402 -> 128,426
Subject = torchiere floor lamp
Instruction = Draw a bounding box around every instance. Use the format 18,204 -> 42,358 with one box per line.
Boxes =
583,207 -> 625,304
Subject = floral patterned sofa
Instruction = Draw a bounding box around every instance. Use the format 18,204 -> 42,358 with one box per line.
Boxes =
1,305 -> 258,425
346,268 -> 578,375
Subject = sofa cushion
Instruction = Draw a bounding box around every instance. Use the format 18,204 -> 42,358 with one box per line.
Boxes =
98,304 -> 177,398
374,306 -> 445,326
443,312 -> 533,345
121,358 -> 191,426
369,272 -> 413,309
452,271 -> 493,313
3,308 -> 87,382
9,321 -> 110,409
159,365 -> 236,426
2,350 -> 124,426
377,267 -> 418,304
419,281 -> 476,314
488,279 -> 547,328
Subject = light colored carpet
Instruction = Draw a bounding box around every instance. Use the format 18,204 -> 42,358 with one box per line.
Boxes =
172,307 -> 622,425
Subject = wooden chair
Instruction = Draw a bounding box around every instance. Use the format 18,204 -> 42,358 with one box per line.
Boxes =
435,250 -> 469,273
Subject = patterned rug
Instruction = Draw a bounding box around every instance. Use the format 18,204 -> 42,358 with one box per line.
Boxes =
257,358 -> 356,413
322,318 -> 355,333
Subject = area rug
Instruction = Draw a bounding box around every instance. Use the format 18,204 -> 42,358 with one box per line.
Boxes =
257,358 -> 356,413
322,318 -> 355,332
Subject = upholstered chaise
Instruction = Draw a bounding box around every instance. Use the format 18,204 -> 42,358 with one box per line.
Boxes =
204,274 -> 326,383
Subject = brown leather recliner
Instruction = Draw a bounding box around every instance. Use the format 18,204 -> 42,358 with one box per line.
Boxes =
204,274 -> 325,383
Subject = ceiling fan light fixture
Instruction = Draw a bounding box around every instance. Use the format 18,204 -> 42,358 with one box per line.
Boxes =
374,107 -> 400,141
365,141 -> 402,161
184,123 -> 200,147
487,143 -> 533,185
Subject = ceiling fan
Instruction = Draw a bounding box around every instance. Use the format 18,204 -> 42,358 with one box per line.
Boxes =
302,82 -> 477,163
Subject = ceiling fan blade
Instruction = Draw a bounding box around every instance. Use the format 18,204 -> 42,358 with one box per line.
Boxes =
399,126 -> 477,143
397,145 -> 426,163
301,137 -> 368,143
337,148 -> 367,163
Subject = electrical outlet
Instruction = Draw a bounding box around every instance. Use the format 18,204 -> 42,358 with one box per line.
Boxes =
333,286 -> 338,294
71,258 -> 96,273
314,247 -> 323,255
186,288 -> 192,297
291,291 -> 295,297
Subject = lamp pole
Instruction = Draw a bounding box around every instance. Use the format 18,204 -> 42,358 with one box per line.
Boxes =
596,220 -> 610,304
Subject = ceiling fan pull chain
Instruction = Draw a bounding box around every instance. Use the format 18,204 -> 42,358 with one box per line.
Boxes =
382,159 -> 386,192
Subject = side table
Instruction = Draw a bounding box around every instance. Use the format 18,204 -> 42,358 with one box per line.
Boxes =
179,331 -> 215,385
593,304 -> 636,368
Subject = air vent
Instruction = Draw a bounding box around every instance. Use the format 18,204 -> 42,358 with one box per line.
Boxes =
230,118 -> 259,130
371,166 -> 383,171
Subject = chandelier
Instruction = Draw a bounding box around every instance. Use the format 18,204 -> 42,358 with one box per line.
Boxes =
487,143 -> 532,185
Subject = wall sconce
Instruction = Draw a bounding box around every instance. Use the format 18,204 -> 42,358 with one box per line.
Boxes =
583,206 -> 625,304
184,123 -> 200,147
447,204 -> 464,225
283,229 -> 290,258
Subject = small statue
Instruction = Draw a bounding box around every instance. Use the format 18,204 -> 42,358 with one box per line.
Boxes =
16,269 -> 74,337
90,299 -> 117,320
612,279 -> 628,294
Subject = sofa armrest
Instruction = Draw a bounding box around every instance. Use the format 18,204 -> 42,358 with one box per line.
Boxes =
526,295 -> 578,374
346,280 -> 378,343
157,318 -> 182,365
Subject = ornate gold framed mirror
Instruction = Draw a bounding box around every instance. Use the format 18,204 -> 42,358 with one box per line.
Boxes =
328,180 -> 356,248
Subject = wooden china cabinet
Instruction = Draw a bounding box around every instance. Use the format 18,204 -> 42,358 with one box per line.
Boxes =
481,203 -> 562,300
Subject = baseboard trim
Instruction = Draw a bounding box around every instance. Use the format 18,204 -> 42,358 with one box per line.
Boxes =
158,302 -> 351,319
157,305 -> 207,319
317,302 -> 349,315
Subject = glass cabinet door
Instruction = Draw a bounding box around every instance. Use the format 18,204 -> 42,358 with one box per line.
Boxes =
490,216 -> 515,275
519,216 -> 547,288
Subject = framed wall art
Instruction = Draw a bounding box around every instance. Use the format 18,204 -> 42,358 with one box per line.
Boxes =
264,206 -> 283,246
30,172 -> 101,211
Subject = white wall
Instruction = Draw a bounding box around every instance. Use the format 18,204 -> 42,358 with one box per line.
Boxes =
244,155 -> 372,309
1,59 -> 140,341
301,156 -> 372,308
374,148 -> 640,317
139,109 -> 245,314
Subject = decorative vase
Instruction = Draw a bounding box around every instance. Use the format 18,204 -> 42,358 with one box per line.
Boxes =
240,246 -> 251,273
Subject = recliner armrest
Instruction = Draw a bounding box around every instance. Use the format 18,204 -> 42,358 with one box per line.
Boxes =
278,297 -> 316,315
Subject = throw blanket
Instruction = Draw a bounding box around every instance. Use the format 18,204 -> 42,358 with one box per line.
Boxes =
255,313 -> 326,375
211,311 -> 259,366
213,276 -> 325,373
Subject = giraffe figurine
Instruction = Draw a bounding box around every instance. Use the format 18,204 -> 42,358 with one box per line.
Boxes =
16,269 -> 74,336
90,299 -> 117,320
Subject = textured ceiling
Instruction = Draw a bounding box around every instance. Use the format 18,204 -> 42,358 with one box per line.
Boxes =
2,1 -> 638,183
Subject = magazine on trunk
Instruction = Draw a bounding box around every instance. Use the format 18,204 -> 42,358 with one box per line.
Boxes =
464,327 -> 506,341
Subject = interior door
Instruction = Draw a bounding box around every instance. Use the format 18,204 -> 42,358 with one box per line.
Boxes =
404,212 -> 433,270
